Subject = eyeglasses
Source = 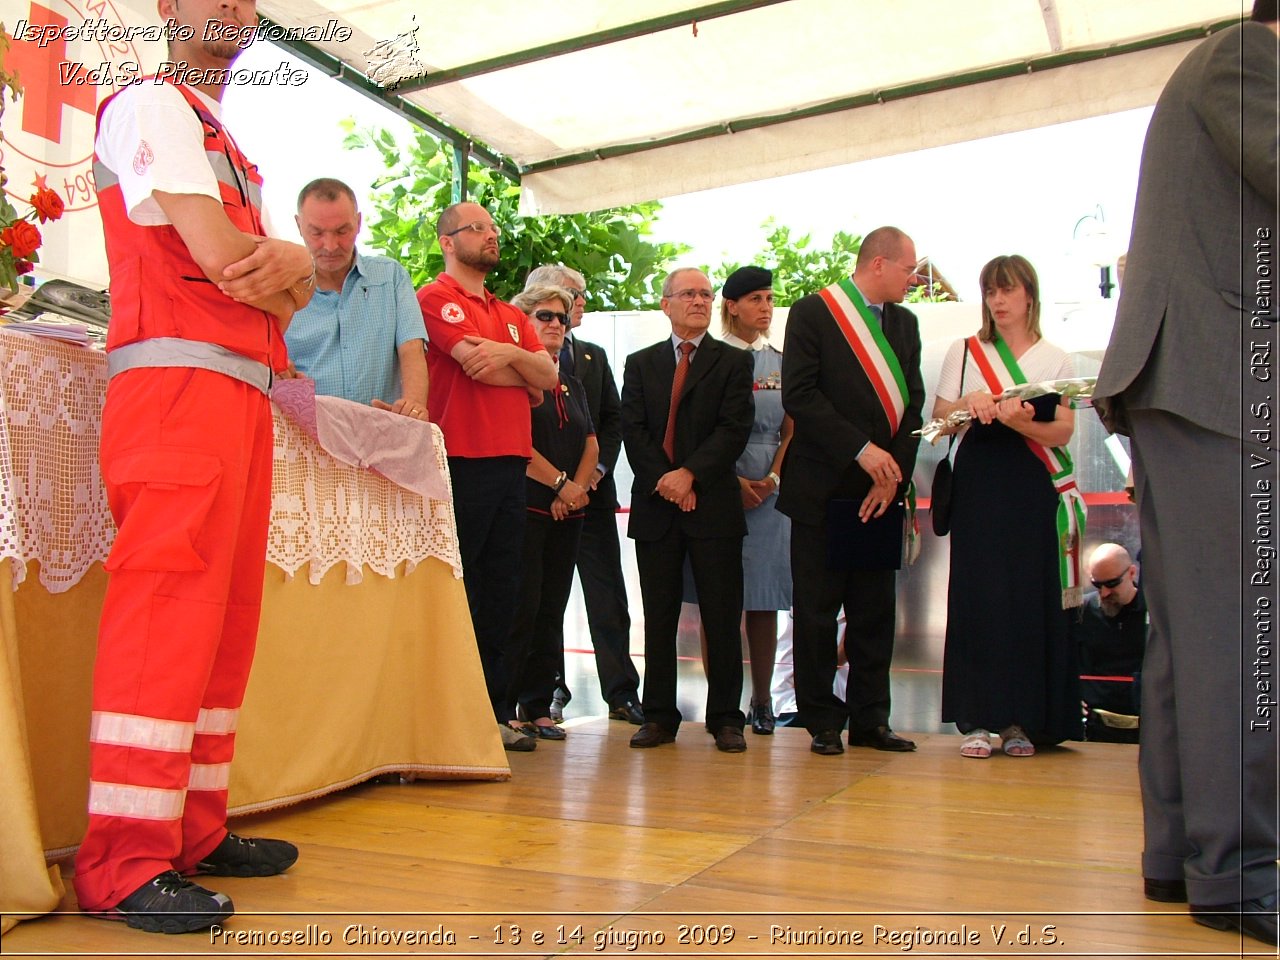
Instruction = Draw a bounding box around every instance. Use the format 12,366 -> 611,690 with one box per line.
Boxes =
1090,572 -> 1127,590
444,220 -> 500,237
564,287 -> 585,300
533,309 -> 569,325
669,289 -> 715,302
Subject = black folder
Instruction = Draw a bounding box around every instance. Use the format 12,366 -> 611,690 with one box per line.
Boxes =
825,498 -> 904,571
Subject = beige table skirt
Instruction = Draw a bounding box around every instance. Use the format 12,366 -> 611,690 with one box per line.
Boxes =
0,557 -> 507,934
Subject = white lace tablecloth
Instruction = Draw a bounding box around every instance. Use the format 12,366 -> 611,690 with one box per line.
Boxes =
0,329 -> 461,592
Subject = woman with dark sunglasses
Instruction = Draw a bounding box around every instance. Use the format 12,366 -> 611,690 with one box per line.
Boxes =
502,285 -> 599,741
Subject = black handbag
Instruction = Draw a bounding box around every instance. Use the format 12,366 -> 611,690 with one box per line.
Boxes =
930,340 -> 967,537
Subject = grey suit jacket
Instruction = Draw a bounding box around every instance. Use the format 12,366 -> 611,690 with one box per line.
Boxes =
1094,22 -> 1279,439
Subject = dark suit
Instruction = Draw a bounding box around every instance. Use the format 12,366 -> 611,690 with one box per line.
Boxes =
1094,22 -> 1278,908
778,294 -> 923,736
556,335 -> 642,708
622,334 -> 754,732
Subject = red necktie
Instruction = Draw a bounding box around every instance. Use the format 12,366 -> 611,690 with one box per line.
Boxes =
663,341 -> 695,461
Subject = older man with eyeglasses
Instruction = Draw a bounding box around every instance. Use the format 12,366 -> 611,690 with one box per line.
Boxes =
416,201 -> 558,753
620,267 -> 754,752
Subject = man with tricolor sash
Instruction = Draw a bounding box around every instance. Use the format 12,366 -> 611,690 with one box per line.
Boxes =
778,227 -> 925,756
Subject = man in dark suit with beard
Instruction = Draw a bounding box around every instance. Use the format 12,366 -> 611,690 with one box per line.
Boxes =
621,267 -> 754,752
1093,2 -> 1278,946
779,226 -> 925,757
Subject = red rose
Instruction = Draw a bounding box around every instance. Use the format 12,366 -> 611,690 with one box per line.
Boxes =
1,221 -> 42,259
30,187 -> 65,223
15,260 -> 34,275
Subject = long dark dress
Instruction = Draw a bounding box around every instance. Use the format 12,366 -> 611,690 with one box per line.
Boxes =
940,392 -> 1081,743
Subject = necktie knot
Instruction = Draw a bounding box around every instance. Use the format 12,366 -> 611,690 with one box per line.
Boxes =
869,305 -> 884,324
678,341 -> 695,358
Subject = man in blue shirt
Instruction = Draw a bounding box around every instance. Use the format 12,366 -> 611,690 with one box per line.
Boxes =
283,178 -> 429,419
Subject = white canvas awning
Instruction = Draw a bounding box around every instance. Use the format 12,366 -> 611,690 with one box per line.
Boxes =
252,0 -> 1247,212
0,0 -> 1249,287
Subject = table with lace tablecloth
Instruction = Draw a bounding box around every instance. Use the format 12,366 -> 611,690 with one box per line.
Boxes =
0,329 -> 506,931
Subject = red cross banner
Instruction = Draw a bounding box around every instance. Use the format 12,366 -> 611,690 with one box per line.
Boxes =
1,0 -> 164,287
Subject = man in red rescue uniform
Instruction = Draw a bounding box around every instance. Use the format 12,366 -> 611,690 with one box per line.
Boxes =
73,0 -> 315,934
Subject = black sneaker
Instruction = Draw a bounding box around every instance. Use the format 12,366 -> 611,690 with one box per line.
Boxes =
195,832 -> 298,877
89,870 -> 233,934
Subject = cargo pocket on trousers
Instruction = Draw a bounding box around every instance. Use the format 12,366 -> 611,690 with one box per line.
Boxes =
104,448 -> 222,572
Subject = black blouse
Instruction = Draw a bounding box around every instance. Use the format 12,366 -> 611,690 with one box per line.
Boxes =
525,369 -> 595,514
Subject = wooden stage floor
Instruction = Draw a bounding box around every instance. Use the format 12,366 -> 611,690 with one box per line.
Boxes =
4,719 -> 1264,959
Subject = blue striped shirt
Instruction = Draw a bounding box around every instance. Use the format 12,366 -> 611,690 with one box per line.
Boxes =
285,253 -> 426,406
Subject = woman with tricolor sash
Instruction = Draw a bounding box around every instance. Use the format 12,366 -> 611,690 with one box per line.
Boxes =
930,255 -> 1084,759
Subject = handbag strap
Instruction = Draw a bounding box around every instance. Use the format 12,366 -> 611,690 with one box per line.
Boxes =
945,339 -> 968,460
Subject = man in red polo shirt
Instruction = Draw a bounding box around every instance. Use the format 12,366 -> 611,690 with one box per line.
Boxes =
417,202 -> 557,752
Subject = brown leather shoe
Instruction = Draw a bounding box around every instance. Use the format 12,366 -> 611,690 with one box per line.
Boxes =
848,725 -> 916,752
629,722 -> 676,748
713,726 -> 746,753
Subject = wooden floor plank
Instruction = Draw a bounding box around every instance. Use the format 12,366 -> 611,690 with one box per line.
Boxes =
4,719 -> 1254,959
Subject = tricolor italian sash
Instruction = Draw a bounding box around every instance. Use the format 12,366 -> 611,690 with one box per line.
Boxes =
820,279 -> 919,563
820,279 -> 909,433
967,335 -> 1086,608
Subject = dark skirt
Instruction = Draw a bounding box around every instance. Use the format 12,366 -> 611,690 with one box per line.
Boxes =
940,410 -> 1081,743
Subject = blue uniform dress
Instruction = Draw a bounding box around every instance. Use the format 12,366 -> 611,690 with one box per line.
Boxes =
684,334 -> 791,610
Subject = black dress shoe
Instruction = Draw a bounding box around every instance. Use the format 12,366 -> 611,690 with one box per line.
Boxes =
608,701 -> 645,725
1191,894 -> 1279,947
748,702 -> 776,735
810,730 -> 844,755
532,723 -> 566,741
629,722 -> 676,748
848,725 -> 916,752
1143,877 -> 1187,903
713,726 -> 747,753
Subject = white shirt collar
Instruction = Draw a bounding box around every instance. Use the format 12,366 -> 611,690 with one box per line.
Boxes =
723,332 -> 769,351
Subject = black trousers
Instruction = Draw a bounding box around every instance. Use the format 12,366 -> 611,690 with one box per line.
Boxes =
790,518 -> 897,736
507,512 -> 583,720
448,456 -> 527,724
556,506 -> 641,708
635,529 -> 745,732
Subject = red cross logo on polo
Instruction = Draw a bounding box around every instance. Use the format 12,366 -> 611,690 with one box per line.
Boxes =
132,140 -> 153,176
2,0 -> 146,218
441,302 -> 464,323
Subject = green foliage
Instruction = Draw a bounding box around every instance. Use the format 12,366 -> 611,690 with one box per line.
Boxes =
710,218 -> 863,307
905,282 -> 949,303
711,218 -> 951,305
344,123 -> 687,309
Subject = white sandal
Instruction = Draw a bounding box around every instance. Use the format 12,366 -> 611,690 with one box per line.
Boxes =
1000,725 -> 1035,757
960,729 -> 992,758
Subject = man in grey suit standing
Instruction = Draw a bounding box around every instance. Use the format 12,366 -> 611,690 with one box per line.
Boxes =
1094,2 -> 1278,946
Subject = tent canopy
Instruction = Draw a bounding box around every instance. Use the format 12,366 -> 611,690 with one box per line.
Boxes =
259,0 -> 1243,213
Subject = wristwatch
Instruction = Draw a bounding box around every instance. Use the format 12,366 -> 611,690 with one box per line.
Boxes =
767,471 -> 781,489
